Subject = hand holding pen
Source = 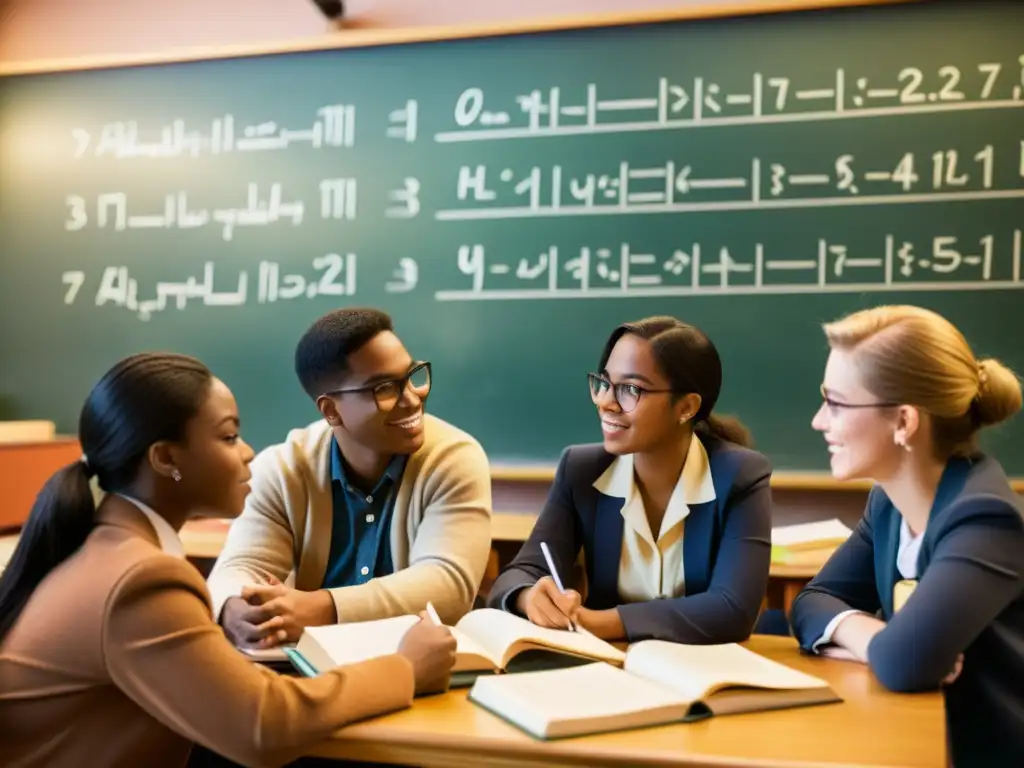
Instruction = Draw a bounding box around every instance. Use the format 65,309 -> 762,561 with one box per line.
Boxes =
515,541 -> 583,632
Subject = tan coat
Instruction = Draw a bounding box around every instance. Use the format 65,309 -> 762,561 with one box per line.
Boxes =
207,414 -> 493,625
0,496 -> 415,768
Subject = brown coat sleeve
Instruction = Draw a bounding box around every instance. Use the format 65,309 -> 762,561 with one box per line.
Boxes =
103,554 -> 415,767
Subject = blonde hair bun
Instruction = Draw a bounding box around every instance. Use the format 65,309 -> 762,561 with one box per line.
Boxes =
975,358 -> 1023,427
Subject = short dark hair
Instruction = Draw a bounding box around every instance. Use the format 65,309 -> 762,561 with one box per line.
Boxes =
598,316 -> 753,447
0,351 -> 212,644
294,307 -> 394,399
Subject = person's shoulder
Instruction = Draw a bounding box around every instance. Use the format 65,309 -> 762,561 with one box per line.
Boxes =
555,443 -> 617,486
703,435 -> 773,486
940,454 -> 1024,531
251,419 -> 333,475
105,547 -> 210,616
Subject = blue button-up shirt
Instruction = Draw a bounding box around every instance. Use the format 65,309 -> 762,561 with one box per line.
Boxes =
321,438 -> 408,589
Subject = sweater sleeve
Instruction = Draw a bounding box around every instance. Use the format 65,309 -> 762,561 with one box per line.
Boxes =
206,444 -> 300,621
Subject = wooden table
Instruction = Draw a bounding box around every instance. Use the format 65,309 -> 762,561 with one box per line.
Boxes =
307,635 -> 945,767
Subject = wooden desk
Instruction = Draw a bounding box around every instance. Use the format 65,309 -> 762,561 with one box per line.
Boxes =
308,635 -> 945,767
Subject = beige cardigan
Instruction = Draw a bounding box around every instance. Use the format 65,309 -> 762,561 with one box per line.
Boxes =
207,414 -> 492,625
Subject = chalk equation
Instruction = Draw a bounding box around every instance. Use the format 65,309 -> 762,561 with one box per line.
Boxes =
70,105 -> 358,160
438,143 -> 1024,220
61,254 -> 359,321
63,179 -> 363,240
436,231 -> 1024,300
435,58 -> 1024,142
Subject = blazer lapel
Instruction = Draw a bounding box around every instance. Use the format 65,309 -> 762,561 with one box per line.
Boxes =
681,500 -> 716,596
876,509 -> 901,619
590,493 -> 625,609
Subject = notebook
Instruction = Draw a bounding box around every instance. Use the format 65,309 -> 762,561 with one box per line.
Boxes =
286,608 -> 626,684
468,640 -> 842,739
771,519 -> 852,560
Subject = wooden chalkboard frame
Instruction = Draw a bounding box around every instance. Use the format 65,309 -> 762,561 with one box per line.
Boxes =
7,0 -> 1022,494
0,0 -> 921,76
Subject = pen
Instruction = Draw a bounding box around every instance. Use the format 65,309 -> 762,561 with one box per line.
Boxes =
425,601 -> 443,626
539,541 -> 580,633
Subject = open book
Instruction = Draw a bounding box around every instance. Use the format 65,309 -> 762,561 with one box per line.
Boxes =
286,608 -> 625,682
469,640 -> 841,739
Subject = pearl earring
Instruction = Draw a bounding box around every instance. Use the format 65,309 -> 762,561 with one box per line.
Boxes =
171,468 -> 182,482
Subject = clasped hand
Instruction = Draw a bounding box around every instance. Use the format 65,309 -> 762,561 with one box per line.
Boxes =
221,576 -> 336,648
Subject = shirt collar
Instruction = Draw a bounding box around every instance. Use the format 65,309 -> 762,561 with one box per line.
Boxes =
593,435 -> 717,542
116,493 -> 186,559
593,435 -> 716,504
330,437 -> 406,495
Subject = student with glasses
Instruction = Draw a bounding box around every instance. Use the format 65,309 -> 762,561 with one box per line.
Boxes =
789,305 -> 1024,766
488,316 -> 774,644
209,308 -> 492,648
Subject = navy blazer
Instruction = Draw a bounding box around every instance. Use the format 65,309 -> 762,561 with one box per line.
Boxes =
790,455 -> 1024,766
488,436 -> 773,644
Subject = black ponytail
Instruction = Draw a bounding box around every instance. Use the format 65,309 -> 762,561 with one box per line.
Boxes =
0,462 -> 96,641
0,352 -> 212,645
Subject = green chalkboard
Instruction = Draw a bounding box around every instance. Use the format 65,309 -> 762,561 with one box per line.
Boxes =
1,0 -> 1023,472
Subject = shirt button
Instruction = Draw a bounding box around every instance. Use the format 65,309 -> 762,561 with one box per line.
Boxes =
366,513 -> 375,523
360,566 -> 369,576
366,495 -> 373,503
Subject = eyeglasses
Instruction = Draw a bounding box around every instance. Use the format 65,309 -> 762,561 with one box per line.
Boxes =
588,373 -> 673,413
820,385 -> 897,414
324,362 -> 432,413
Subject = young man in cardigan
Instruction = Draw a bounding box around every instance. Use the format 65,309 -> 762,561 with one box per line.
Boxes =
209,308 -> 492,647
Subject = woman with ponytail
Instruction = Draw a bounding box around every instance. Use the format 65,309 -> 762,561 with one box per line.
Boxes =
0,352 -> 456,768
489,316 -> 773,645
789,305 -> 1024,766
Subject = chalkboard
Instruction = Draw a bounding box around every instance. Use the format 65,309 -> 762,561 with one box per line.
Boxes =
1,0 -> 1023,472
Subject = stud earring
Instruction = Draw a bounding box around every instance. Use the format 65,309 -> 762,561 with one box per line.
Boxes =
893,435 -> 912,453
171,468 -> 182,482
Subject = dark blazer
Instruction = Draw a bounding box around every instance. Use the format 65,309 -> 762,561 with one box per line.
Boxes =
488,436 -> 773,644
789,454 -> 1024,767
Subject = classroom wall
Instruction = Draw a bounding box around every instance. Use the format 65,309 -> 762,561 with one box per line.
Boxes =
1,0 -> 756,63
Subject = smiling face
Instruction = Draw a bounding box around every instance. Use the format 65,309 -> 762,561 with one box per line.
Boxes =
594,333 -> 700,456
812,348 -> 911,482
319,331 -> 429,455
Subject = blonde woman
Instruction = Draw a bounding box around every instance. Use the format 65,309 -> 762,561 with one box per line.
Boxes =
789,305 -> 1023,766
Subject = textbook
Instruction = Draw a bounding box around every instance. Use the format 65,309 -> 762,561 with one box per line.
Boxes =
286,608 -> 626,683
468,640 -> 841,739
771,519 -> 853,560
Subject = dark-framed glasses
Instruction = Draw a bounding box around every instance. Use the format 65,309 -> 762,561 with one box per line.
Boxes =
820,385 -> 897,414
324,361 -> 432,412
587,372 -> 672,413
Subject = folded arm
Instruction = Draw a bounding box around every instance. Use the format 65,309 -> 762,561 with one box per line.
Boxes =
789,495 -> 883,653
106,556 -> 414,768
615,456 -> 774,644
865,497 -> 1024,692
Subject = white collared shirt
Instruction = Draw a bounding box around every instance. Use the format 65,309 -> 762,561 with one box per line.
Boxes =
117,493 -> 187,559
592,435 -> 716,602
813,516 -> 922,650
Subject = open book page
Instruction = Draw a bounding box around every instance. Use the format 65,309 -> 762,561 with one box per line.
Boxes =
624,641 -> 831,702
469,662 -> 688,740
454,608 -> 627,669
298,615 -> 419,672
